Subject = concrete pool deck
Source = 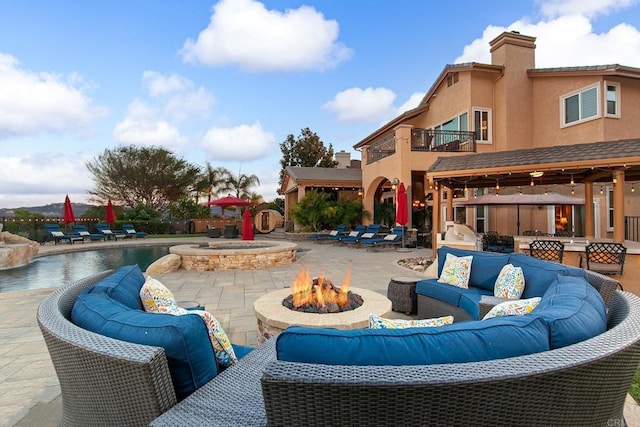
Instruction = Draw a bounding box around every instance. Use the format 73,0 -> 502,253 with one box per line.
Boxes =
0,236 -> 638,426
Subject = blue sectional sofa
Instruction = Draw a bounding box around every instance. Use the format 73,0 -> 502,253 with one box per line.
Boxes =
70,265 -> 252,400
275,247 -> 608,366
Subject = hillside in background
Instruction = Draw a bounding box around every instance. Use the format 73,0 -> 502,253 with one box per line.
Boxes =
0,203 -> 95,218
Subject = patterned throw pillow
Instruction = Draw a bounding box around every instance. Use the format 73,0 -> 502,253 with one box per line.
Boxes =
482,297 -> 541,320
494,264 -> 525,299
437,253 -> 473,288
369,314 -> 454,329
329,230 -> 338,236
361,232 -> 375,239
140,276 -> 183,314
139,276 -> 237,367
384,234 -> 398,241
348,231 -> 359,237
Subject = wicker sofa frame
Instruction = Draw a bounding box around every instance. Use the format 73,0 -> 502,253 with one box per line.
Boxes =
37,270 -> 178,427
39,269 -> 640,426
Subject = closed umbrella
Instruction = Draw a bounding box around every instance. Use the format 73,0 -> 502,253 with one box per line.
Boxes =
106,199 -> 116,225
241,209 -> 255,241
395,183 -> 410,251
63,195 -> 75,224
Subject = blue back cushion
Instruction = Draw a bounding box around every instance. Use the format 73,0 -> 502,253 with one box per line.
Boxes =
533,275 -> 607,349
276,316 -> 549,366
91,264 -> 145,310
508,253 -> 586,298
72,291 -> 217,400
437,247 -> 510,291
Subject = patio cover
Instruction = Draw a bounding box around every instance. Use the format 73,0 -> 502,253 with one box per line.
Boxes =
426,138 -> 640,245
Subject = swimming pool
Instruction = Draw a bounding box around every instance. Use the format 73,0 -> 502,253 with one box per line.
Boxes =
0,246 -> 171,293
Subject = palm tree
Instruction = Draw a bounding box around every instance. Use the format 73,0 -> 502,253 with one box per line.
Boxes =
195,164 -> 232,205
227,173 -> 260,200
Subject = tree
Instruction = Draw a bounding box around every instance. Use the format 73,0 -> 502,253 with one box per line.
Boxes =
227,173 -> 260,200
168,197 -> 210,220
290,191 -> 331,231
195,163 -> 232,205
86,145 -> 201,212
278,128 -> 338,191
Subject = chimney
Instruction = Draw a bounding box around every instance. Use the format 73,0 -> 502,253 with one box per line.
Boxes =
335,150 -> 351,169
490,31 -> 536,69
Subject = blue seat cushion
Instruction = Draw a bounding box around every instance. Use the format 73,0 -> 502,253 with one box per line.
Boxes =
276,316 -> 550,366
533,275 -> 607,349
437,247 -> 510,292
415,279 -> 463,307
71,291 -> 218,400
459,289 -> 493,320
90,264 -> 145,310
508,253 -> 586,298
232,344 -> 254,360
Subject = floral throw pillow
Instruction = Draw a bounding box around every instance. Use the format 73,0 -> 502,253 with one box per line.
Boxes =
369,314 -> 454,329
140,276 -> 184,315
482,297 -> 541,320
139,276 -> 237,367
437,253 -> 473,288
494,264 -> 525,299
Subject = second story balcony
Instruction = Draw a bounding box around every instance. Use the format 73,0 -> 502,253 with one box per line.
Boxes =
411,129 -> 476,153
365,129 -> 477,164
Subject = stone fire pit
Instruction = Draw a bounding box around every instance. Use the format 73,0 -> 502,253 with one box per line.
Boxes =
254,287 -> 392,344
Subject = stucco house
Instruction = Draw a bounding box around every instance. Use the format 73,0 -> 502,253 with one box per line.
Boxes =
354,31 -> 640,248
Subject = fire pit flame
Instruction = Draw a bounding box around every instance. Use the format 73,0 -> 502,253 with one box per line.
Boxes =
285,268 -> 362,313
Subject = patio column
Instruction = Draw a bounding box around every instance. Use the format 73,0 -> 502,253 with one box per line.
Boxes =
446,188 -> 453,222
584,182 -> 594,239
432,184 -> 441,250
613,170 -> 625,243
293,186 -> 306,232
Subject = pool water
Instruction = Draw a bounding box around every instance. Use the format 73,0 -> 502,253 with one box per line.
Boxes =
0,246 -> 170,293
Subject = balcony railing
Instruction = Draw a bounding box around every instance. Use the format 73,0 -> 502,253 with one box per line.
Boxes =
411,129 -> 476,153
366,134 -> 395,164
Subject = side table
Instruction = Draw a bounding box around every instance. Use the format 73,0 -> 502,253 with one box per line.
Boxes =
387,276 -> 419,314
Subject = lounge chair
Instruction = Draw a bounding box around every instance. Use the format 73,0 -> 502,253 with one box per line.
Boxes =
72,225 -> 106,242
340,224 -> 381,245
43,224 -> 83,245
122,224 -> 147,238
310,224 -> 347,242
361,226 -> 405,250
95,223 -> 128,241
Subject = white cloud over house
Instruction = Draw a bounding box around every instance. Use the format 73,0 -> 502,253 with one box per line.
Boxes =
179,0 -> 352,72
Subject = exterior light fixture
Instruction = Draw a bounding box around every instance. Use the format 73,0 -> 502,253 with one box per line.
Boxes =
530,171 -> 544,178
357,188 -> 363,196
600,186 -> 604,195
632,184 -> 635,193
391,178 -> 399,190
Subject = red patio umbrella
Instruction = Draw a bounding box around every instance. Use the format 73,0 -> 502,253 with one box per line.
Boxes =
63,195 -> 75,224
395,183 -> 409,251
241,209 -> 255,241
206,195 -> 251,207
106,199 -> 116,225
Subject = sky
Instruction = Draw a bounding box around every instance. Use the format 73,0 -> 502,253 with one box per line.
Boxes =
1,0 -> 640,209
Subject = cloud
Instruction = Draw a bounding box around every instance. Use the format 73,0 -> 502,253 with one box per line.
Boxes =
0,53 -> 105,139
456,6 -> 640,67
0,153 -> 92,198
323,87 -> 397,123
113,72 -> 214,150
180,0 -> 352,72
202,122 -> 276,161
539,0 -> 640,18
113,117 -> 188,148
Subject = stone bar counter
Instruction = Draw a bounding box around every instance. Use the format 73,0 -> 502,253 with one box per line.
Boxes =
515,236 -> 640,296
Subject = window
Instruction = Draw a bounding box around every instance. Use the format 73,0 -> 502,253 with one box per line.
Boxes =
447,72 -> 459,87
606,187 -> 614,232
605,81 -> 620,118
473,108 -> 491,142
561,84 -> 599,126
